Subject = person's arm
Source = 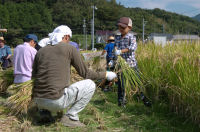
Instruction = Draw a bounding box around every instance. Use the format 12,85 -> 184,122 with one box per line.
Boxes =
6,46 -> 12,59
102,44 -> 108,55
121,48 -> 129,53
6,54 -> 11,59
32,53 -> 38,78
71,47 -> 106,80
115,35 -> 137,54
127,35 -> 137,52
101,50 -> 106,55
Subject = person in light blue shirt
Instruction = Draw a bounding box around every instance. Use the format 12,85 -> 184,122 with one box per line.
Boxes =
0,37 -> 12,70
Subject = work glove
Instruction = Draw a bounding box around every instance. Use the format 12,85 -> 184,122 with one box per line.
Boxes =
108,60 -> 114,67
106,71 -> 117,81
115,49 -> 121,56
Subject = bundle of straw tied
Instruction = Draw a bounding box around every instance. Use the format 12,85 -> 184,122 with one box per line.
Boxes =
1,56 -> 144,115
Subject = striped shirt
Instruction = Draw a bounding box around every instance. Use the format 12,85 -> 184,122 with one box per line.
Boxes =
115,33 -> 137,67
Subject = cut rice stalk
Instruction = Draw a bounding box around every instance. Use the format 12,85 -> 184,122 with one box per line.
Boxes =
115,56 -> 145,102
6,80 -> 33,115
0,68 -> 14,93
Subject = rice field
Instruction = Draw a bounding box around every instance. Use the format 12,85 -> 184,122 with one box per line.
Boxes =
0,41 -> 200,131
137,41 -> 200,125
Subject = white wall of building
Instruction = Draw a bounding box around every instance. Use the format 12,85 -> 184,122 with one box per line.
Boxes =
153,36 -> 167,46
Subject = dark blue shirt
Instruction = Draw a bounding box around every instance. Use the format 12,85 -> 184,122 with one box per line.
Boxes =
104,42 -> 115,59
0,45 -> 12,62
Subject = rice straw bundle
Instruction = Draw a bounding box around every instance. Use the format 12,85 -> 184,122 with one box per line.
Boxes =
6,80 -> 33,115
0,68 -> 14,93
115,56 -> 144,102
71,67 -> 83,84
5,66 -> 89,116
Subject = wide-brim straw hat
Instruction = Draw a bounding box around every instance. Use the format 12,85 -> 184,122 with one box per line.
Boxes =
108,36 -> 115,41
0,37 -> 4,41
0,37 -> 5,43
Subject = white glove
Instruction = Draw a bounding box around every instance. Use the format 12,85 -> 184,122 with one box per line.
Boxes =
115,49 -> 121,56
106,71 -> 117,81
108,60 -> 114,67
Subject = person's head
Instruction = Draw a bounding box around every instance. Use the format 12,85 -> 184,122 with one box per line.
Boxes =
117,17 -> 132,36
24,34 -> 38,48
107,36 -> 115,43
0,37 -> 5,48
48,25 -> 72,45
38,38 -> 50,48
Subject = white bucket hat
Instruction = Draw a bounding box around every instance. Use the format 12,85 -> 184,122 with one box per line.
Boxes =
48,25 -> 72,45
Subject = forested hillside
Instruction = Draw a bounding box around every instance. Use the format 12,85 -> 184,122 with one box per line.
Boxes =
193,14 -> 200,21
0,0 -> 200,47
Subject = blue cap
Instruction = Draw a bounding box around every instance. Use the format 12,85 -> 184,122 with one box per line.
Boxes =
25,34 -> 38,42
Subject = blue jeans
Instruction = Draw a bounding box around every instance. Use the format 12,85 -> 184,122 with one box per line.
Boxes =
1,57 -> 10,70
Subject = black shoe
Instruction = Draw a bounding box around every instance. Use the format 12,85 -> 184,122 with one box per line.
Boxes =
118,99 -> 126,107
103,87 -> 111,92
140,92 -> 152,107
38,109 -> 55,124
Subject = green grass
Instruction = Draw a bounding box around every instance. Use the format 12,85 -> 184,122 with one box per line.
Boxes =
0,88 -> 199,132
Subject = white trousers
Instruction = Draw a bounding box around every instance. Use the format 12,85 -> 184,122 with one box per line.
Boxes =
34,79 -> 96,121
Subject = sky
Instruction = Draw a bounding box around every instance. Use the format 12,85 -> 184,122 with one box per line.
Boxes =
116,0 -> 200,17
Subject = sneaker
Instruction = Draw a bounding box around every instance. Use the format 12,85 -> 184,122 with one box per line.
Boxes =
60,115 -> 85,127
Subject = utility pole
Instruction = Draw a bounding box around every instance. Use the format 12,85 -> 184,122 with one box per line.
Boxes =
83,19 -> 87,50
142,18 -> 147,44
91,5 -> 97,50
91,19 -> 93,50
162,24 -> 165,33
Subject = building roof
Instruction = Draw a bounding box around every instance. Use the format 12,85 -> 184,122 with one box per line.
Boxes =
149,33 -> 173,41
173,35 -> 200,40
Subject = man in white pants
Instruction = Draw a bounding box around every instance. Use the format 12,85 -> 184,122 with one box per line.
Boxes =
32,25 -> 116,127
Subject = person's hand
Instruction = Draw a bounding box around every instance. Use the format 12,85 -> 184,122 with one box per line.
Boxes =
115,49 -> 121,56
106,71 -> 117,81
108,60 -> 114,67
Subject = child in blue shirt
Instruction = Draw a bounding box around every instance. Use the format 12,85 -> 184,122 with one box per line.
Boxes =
101,36 -> 115,71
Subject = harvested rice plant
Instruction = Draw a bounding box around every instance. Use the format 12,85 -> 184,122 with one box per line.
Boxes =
0,42 -> 200,131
